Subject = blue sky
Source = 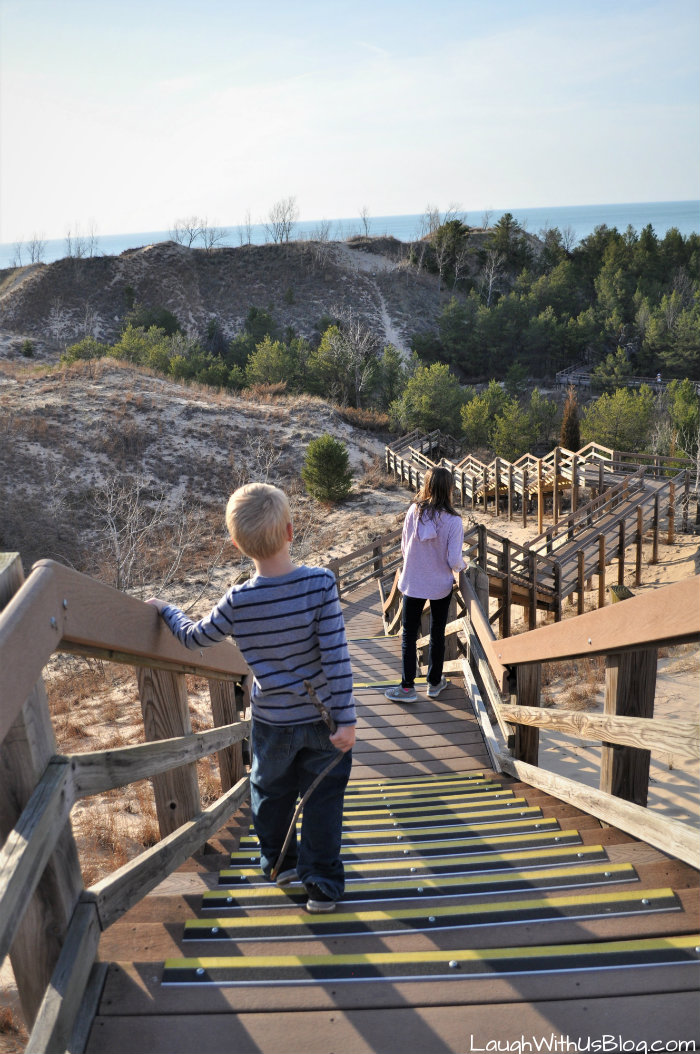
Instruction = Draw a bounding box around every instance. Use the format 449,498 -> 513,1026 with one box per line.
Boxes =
1,0 -> 698,242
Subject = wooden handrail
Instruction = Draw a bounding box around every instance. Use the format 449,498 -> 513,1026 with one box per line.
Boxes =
494,576 -> 700,666
0,560 -> 248,744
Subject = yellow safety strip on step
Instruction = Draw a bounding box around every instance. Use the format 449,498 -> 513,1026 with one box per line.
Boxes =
203,862 -> 637,906
184,888 -> 680,939
229,826 -> 578,863
344,778 -> 500,800
220,843 -> 608,883
349,772 -> 486,788
163,934 -> 700,983
238,812 -> 551,848
342,791 -> 517,817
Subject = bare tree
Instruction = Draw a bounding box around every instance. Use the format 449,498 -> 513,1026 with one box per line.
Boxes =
359,205 -> 371,237
561,225 -> 577,253
264,196 -> 299,243
94,475 -> 206,597
239,209 -> 253,246
65,223 -> 88,259
47,296 -> 70,346
11,238 -> 24,267
86,220 -> 100,257
480,209 -> 492,231
170,216 -> 205,247
479,250 -> 505,307
28,232 -> 47,263
201,220 -> 228,252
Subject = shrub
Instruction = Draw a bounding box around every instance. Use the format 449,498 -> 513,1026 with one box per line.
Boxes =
302,434 -> 353,502
21,339 -> 35,357
61,336 -> 108,364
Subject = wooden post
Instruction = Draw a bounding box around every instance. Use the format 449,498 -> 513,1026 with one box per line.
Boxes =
528,551 -> 538,630
137,668 -> 201,837
577,549 -> 585,615
483,466 -> 489,513
500,539 -> 512,638
635,506 -> 643,587
572,453 -> 579,514
553,562 -> 562,622
617,519 -> 626,586
522,469 -> 528,529
468,563 -> 489,616
598,460 -> 604,495
208,679 -> 246,792
682,470 -> 689,532
372,542 -> 383,579
508,463 -> 514,521
537,459 -> 544,534
601,586 -> 657,806
510,664 -> 541,765
494,459 -> 501,518
668,482 -> 675,544
0,554 -> 84,1029
598,534 -> 606,608
477,522 -> 488,572
651,494 -> 659,565
471,473 -> 477,512
553,447 -> 560,524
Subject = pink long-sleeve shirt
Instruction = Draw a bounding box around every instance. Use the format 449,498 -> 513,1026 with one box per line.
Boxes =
397,504 -> 465,600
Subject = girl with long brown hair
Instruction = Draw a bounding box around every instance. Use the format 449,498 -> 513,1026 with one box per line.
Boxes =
385,466 -> 465,702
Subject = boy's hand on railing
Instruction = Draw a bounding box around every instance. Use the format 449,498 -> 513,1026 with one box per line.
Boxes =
330,724 -> 356,753
146,597 -> 168,613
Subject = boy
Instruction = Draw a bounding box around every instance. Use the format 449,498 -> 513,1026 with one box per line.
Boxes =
148,482 -> 356,913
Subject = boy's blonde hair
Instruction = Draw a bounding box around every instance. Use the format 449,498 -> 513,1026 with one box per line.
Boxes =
225,482 -> 291,559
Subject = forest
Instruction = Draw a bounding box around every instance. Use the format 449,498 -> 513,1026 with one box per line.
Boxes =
59,215 -> 700,464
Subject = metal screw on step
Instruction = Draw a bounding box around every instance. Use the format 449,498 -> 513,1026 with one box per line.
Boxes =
604,872 -> 612,878
448,960 -> 460,969
410,867 -> 416,873
641,899 -> 650,906
428,916 -> 436,923
211,927 -> 219,934
196,968 -> 205,976
417,887 -> 424,893
226,897 -> 233,904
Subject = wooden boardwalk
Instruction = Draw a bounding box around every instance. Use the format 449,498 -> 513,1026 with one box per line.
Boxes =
85,582 -> 700,1053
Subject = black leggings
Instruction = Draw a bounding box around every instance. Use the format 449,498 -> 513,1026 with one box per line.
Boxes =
401,592 -> 452,688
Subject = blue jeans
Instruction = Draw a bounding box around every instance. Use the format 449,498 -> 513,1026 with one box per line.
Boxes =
249,719 -> 352,900
401,591 -> 452,688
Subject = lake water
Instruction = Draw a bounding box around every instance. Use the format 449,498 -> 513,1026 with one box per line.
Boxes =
1,200 -> 698,270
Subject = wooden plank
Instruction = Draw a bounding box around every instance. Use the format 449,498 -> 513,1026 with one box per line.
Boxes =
602,647 -> 657,806
0,554 -> 84,1029
137,667 -> 201,837
86,992 -> 700,1054
27,901 -> 101,1054
0,561 -> 61,743
0,760 -> 74,968
84,776 -> 250,929
93,960 -> 700,1021
497,756 -> 699,868
68,721 -> 250,798
37,558 -> 249,677
498,705 -> 699,760
494,576 -> 699,666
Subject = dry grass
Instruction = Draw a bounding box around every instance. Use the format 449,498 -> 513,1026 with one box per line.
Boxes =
542,655 -> 605,712
0,1008 -> 23,1037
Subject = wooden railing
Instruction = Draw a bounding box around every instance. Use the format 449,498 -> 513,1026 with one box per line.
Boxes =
0,553 -> 252,1052
449,569 -> 700,869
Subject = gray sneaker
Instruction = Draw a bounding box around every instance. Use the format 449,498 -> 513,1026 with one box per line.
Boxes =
275,868 -> 299,887
384,684 -> 417,702
427,676 -> 448,698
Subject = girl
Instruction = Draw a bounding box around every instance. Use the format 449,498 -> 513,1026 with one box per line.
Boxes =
385,466 -> 465,701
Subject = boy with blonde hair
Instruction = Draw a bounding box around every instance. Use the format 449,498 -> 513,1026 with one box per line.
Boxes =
148,482 -> 355,912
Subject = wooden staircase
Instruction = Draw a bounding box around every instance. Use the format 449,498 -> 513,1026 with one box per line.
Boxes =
83,583 -> 700,1053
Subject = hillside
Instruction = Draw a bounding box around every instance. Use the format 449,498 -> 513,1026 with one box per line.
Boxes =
0,237 -> 452,358
0,357 -> 412,588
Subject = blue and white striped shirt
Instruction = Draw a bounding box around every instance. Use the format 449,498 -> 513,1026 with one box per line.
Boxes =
161,565 -> 356,727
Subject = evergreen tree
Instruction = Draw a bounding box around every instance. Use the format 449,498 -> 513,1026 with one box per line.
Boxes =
560,385 -> 581,451
301,434 -> 353,503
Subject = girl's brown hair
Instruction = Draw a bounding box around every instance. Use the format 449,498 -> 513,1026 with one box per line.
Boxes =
413,466 -> 458,520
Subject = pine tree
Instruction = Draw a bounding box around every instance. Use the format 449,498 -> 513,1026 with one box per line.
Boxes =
301,434 -> 353,502
560,385 -> 581,451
